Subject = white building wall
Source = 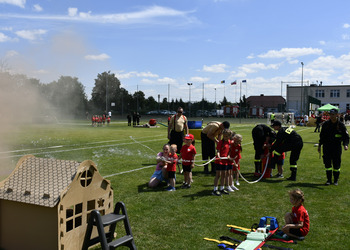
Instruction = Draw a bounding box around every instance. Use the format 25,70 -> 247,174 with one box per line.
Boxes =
287,85 -> 350,114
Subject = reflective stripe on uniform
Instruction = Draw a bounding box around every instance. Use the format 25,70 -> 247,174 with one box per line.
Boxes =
290,165 -> 297,169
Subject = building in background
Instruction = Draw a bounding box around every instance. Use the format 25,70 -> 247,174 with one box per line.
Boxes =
287,84 -> 350,115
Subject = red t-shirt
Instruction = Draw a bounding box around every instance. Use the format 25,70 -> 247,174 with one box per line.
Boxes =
229,143 -> 242,164
166,153 -> 178,172
292,204 -> 310,236
215,140 -> 231,165
180,144 -> 197,166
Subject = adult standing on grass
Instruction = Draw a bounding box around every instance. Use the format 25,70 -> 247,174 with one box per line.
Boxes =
318,108 -> 349,185
168,107 -> 188,153
148,144 -> 170,188
201,121 -> 230,174
270,120 -> 303,181
251,124 -> 276,176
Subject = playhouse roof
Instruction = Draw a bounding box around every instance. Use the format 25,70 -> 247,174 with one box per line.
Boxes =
0,155 -> 80,207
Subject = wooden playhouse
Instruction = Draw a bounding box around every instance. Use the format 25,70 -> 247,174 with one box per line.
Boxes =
0,155 -> 114,250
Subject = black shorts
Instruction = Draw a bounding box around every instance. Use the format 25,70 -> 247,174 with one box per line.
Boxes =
290,228 -> 303,237
216,164 -> 229,171
168,171 -> 176,178
182,164 -> 192,172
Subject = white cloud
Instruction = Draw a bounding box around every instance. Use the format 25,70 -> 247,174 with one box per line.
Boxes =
15,29 -> 47,40
33,4 -> 42,12
157,77 -> 177,84
202,63 -> 229,73
115,70 -> 159,79
84,53 -> 110,61
0,32 -> 11,42
258,47 -> 323,59
319,40 -> 326,45
239,62 -> 280,74
343,23 -> 350,29
68,8 -> 78,17
190,76 -> 210,82
5,50 -> 19,57
0,0 -> 25,8
0,5 -> 197,25
342,34 -> 350,40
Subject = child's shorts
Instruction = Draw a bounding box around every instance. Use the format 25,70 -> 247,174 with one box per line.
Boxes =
182,164 -> 192,172
151,170 -> 165,182
216,163 -> 229,171
168,171 -> 176,178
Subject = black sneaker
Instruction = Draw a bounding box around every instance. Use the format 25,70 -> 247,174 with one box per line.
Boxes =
212,190 -> 221,196
220,189 -> 229,195
181,183 -> 188,189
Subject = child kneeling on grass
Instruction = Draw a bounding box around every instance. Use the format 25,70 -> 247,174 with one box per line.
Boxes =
179,134 -> 197,189
282,188 -> 310,240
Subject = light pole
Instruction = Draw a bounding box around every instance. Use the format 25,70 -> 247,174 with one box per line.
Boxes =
214,88 -> 217,109
301,62 -> 304,116
187,82 -> 193,117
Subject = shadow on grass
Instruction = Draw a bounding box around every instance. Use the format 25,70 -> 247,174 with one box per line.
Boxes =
137,182 -> 168,193
182,189 -> 214,199
284,182 -> 325,189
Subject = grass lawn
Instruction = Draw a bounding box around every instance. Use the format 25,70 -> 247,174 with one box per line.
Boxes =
1,116 -> 349,249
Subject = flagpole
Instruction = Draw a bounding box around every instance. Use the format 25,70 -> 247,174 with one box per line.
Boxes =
239,81 -> 242,124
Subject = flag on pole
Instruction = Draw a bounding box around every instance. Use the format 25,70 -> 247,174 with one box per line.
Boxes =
231,80 -> 237,85
221,80 -> 225,83
242,80 -> 247,83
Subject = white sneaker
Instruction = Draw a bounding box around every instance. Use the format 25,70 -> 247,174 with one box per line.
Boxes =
227,186 -> 235,192
236,181 -> 240,186
231,185 -> 239,191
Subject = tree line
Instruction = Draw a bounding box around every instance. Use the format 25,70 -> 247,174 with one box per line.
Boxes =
1,70 -> 247,119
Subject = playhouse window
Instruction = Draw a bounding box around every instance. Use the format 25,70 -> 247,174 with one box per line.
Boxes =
80,167 -> 94,187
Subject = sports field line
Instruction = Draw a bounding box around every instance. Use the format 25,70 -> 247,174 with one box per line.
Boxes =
0,134 -> 165,155
0,137 -> 166,159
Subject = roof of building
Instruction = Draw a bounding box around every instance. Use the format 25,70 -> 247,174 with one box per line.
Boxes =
247,95 -> 285,108
0,155 -> 80,208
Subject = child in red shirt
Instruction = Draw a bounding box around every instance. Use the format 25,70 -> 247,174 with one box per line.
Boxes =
179,134 -> 197,189
282,188 -> 310,239
228,134 -> 242,191
165,144 -> 178,191
212,129 -> 232,196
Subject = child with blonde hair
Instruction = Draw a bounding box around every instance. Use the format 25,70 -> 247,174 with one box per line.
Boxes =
179,134 -> 197,188
165,144 -> 178,191
282,188 -> 310,239
228,133 -> 242,191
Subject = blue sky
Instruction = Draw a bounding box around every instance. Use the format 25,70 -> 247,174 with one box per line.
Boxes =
1,0 -> 350,104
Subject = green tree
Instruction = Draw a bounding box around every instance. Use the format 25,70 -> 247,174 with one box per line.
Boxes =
91,71 -> 121,112
46,76 -> 88,118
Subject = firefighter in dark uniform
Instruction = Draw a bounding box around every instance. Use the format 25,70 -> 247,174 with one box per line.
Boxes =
318,109 -> 349,185
252,124 -> 276,176
270,120 -> 303,181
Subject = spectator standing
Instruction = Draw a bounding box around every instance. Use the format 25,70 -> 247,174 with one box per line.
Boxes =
318,109 -> 349,185
168,107 -> 188,154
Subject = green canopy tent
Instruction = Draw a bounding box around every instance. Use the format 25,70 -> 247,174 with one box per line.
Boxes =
318,103 -> 339,111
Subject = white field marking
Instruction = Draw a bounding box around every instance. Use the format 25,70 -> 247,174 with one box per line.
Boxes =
0,137 -> 166,159
0,134 -> 164,155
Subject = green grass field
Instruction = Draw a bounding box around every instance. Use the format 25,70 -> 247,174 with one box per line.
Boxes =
1,117 -> 349,249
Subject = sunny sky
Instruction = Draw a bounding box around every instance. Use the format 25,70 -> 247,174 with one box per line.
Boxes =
1,0 -> 350,104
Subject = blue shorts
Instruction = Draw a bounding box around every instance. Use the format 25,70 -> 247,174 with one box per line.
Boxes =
151,170 -> 165,182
